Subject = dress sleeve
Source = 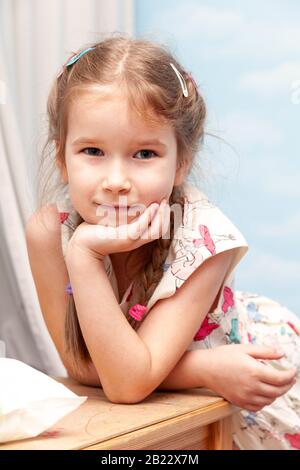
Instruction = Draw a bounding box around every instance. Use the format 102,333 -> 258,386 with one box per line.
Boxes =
146,184 -> 249,311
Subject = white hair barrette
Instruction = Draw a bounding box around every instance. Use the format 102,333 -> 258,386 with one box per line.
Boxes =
169,62 -> 189,97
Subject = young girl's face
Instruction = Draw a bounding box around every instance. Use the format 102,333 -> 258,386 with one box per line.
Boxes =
61,87 -> 185,225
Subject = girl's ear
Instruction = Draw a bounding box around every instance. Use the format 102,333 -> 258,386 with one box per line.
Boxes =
55,142 -> 68,183
174,160 -> 189,186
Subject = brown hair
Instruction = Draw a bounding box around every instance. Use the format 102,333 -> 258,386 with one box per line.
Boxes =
37,33 -> 207,369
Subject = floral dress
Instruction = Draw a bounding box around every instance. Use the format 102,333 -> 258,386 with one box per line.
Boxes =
58,183 -> 300,450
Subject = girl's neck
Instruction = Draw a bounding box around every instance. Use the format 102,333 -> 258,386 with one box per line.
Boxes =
110,243 -> 154,281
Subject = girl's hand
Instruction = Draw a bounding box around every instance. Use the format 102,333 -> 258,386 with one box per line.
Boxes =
66,199 -> 169,259
204,344 -> 297,412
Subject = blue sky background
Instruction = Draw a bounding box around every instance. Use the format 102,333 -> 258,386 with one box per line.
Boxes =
135,0 -> 300,316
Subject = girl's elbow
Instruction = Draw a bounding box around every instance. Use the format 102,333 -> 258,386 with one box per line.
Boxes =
105,384 -> 150,404
106,395 -> 140,405
108,394 -> 147,405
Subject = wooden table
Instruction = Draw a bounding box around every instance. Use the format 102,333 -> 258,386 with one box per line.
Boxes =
0,377 -> 237,450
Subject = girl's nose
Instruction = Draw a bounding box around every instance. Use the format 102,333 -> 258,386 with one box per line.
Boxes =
101,157 -> 132,194
102,177 -> 131,194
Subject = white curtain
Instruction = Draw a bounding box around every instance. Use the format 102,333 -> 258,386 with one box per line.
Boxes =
0,0 -> 135,375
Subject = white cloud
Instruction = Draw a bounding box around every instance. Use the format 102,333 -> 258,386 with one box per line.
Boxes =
159,4 -> 243,41
220,111 -> 284,148
214,22 -> 300,61
239,61 -> 300,97
158,2 -> 300,61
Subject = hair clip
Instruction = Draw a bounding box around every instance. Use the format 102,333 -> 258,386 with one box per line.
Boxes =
65,282 -> 73,295
56,47 -> 95,79
187,72 -> 198,91
65,46 -> 95,67
169,62 -> 189,97
128,304 -> 148,321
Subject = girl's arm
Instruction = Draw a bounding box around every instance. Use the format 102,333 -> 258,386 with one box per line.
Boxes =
157,344 -> 297,412
156,348 -> 213,390
64,238 -> 297,408
65,247 -> 152,402
25,204 -> 100,386
65,242 -> 235,403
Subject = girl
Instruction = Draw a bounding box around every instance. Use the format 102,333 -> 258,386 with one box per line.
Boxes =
26,35 -> 300,450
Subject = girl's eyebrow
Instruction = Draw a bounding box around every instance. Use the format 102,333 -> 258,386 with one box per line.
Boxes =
71,137 -> 167,148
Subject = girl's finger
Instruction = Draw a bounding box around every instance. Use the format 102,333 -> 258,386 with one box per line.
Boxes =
127,202 -> 159,240
141,199 -> 169,240
244,344 -> 286,359
257,363 -> 297,386
258,379 -> 296,399
243,397 -> 275,411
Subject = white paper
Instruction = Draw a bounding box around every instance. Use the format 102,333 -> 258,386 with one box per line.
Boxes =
0,358 -> 87,443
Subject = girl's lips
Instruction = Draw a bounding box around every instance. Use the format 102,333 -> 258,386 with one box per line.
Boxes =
95,204 -> 145,215
97,203 -> 144,210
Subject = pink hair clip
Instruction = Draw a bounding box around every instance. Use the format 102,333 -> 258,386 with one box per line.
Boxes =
59,211 -> 69,224
187,72 -> 198,91
128,304 -> 148,321
56,51 -> 77,79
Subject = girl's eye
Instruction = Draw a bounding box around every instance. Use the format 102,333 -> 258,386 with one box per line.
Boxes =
80,148 -> 158,159
134,149 -> 158,160
81,147 -> 103,157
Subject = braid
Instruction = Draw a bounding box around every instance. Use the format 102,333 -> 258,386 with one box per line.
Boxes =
124,185 -> 186,330
64,212 -> 91,364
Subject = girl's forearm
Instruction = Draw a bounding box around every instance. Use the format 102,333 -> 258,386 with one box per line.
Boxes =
69,348 -> 213,392
65,246 -> 151,402
156,348 -> 212,391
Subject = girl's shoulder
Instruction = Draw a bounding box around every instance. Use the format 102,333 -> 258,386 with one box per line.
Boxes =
25,202 -> 69,302
25,203 -> 63,249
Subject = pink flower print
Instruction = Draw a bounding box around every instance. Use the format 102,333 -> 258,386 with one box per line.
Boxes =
222,286 -> 234,314
193,225 -> 216,255
284,433 -> 300,449
287,321 -> 300,336
193,315 -> 220,341
59,212 -> 69,224
128,304 -> 148,322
